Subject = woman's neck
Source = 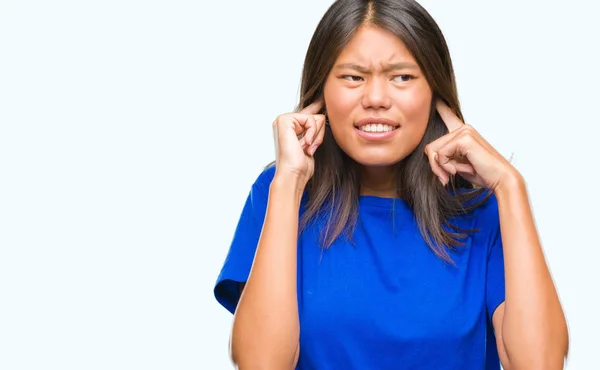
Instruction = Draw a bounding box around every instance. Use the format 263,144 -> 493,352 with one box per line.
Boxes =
359,165 -> 400,198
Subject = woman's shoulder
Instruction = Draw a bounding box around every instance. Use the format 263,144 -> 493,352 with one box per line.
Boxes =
449,187 -> 500,228
473,190 -> 499,222
465,190 -> 500,234
250,163 -> 277,190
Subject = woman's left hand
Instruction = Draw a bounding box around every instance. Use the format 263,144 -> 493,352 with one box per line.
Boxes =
424,99 -> 520,190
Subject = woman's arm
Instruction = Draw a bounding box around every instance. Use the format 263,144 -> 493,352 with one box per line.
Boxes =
425,101 -> 569,368
492,171 -> 569,369
230,174 -> 303,369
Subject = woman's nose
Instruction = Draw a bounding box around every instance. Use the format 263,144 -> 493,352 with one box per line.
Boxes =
362,78 -> 392,110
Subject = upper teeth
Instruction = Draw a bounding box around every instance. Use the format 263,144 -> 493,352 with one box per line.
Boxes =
360,124 -> 396,132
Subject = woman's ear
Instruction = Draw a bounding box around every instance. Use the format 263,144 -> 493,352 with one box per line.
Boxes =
319,95 -> 326,116
322,104 -> 329,125
432,93 -> 449,108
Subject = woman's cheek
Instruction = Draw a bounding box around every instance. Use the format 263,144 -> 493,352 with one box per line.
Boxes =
398,89 -> 432,123
326,90 -> 359,123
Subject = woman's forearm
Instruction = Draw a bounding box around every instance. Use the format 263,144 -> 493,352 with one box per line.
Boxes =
495,172 -> 569,369
231,174 -> 304,369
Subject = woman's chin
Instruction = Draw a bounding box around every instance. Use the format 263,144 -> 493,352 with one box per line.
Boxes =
349,153 -> 407,168
337,141 -> 415,168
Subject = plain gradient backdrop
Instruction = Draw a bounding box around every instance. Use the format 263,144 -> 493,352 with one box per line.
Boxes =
1,0 -> 599,369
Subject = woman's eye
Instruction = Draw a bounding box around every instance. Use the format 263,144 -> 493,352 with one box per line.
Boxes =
342,75 -> 363,82
394,75 -> 414,82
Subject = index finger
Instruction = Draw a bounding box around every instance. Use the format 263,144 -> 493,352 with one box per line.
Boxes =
300,99 -> 324,115
436,99 -> 464,132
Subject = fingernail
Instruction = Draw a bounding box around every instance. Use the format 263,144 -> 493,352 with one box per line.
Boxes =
439,177 -> 445,186
310,145 -> 318,155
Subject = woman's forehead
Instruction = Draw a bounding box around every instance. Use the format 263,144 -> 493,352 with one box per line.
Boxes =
335,26 -> 416,66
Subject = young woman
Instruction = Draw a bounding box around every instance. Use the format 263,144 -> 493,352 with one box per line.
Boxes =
214,0 -> 569,368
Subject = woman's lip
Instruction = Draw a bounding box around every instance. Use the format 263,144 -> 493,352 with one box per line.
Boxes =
355,126 -> 399,141
355,117 -> 400,128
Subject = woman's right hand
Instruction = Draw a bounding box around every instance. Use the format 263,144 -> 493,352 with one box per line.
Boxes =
272,100 -> 326,188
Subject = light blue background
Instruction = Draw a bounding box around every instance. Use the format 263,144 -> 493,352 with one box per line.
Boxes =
1,0 -> 597,368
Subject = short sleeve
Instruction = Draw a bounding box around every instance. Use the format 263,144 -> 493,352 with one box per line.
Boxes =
485,196 -> 506,323
213,166 -> 275,314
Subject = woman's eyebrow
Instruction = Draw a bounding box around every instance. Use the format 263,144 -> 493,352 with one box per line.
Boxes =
335,62 -> 419,73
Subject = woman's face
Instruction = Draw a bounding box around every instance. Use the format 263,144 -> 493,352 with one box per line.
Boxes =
323,25 -> 433,167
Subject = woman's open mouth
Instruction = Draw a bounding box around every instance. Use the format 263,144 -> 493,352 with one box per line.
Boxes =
354,118 -> 400,141
357,123 -> 399,133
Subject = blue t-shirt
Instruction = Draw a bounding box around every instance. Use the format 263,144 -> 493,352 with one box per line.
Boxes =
214,166 -> 505,369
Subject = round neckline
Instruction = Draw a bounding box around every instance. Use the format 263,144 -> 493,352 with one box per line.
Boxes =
358,195 -> 410,209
